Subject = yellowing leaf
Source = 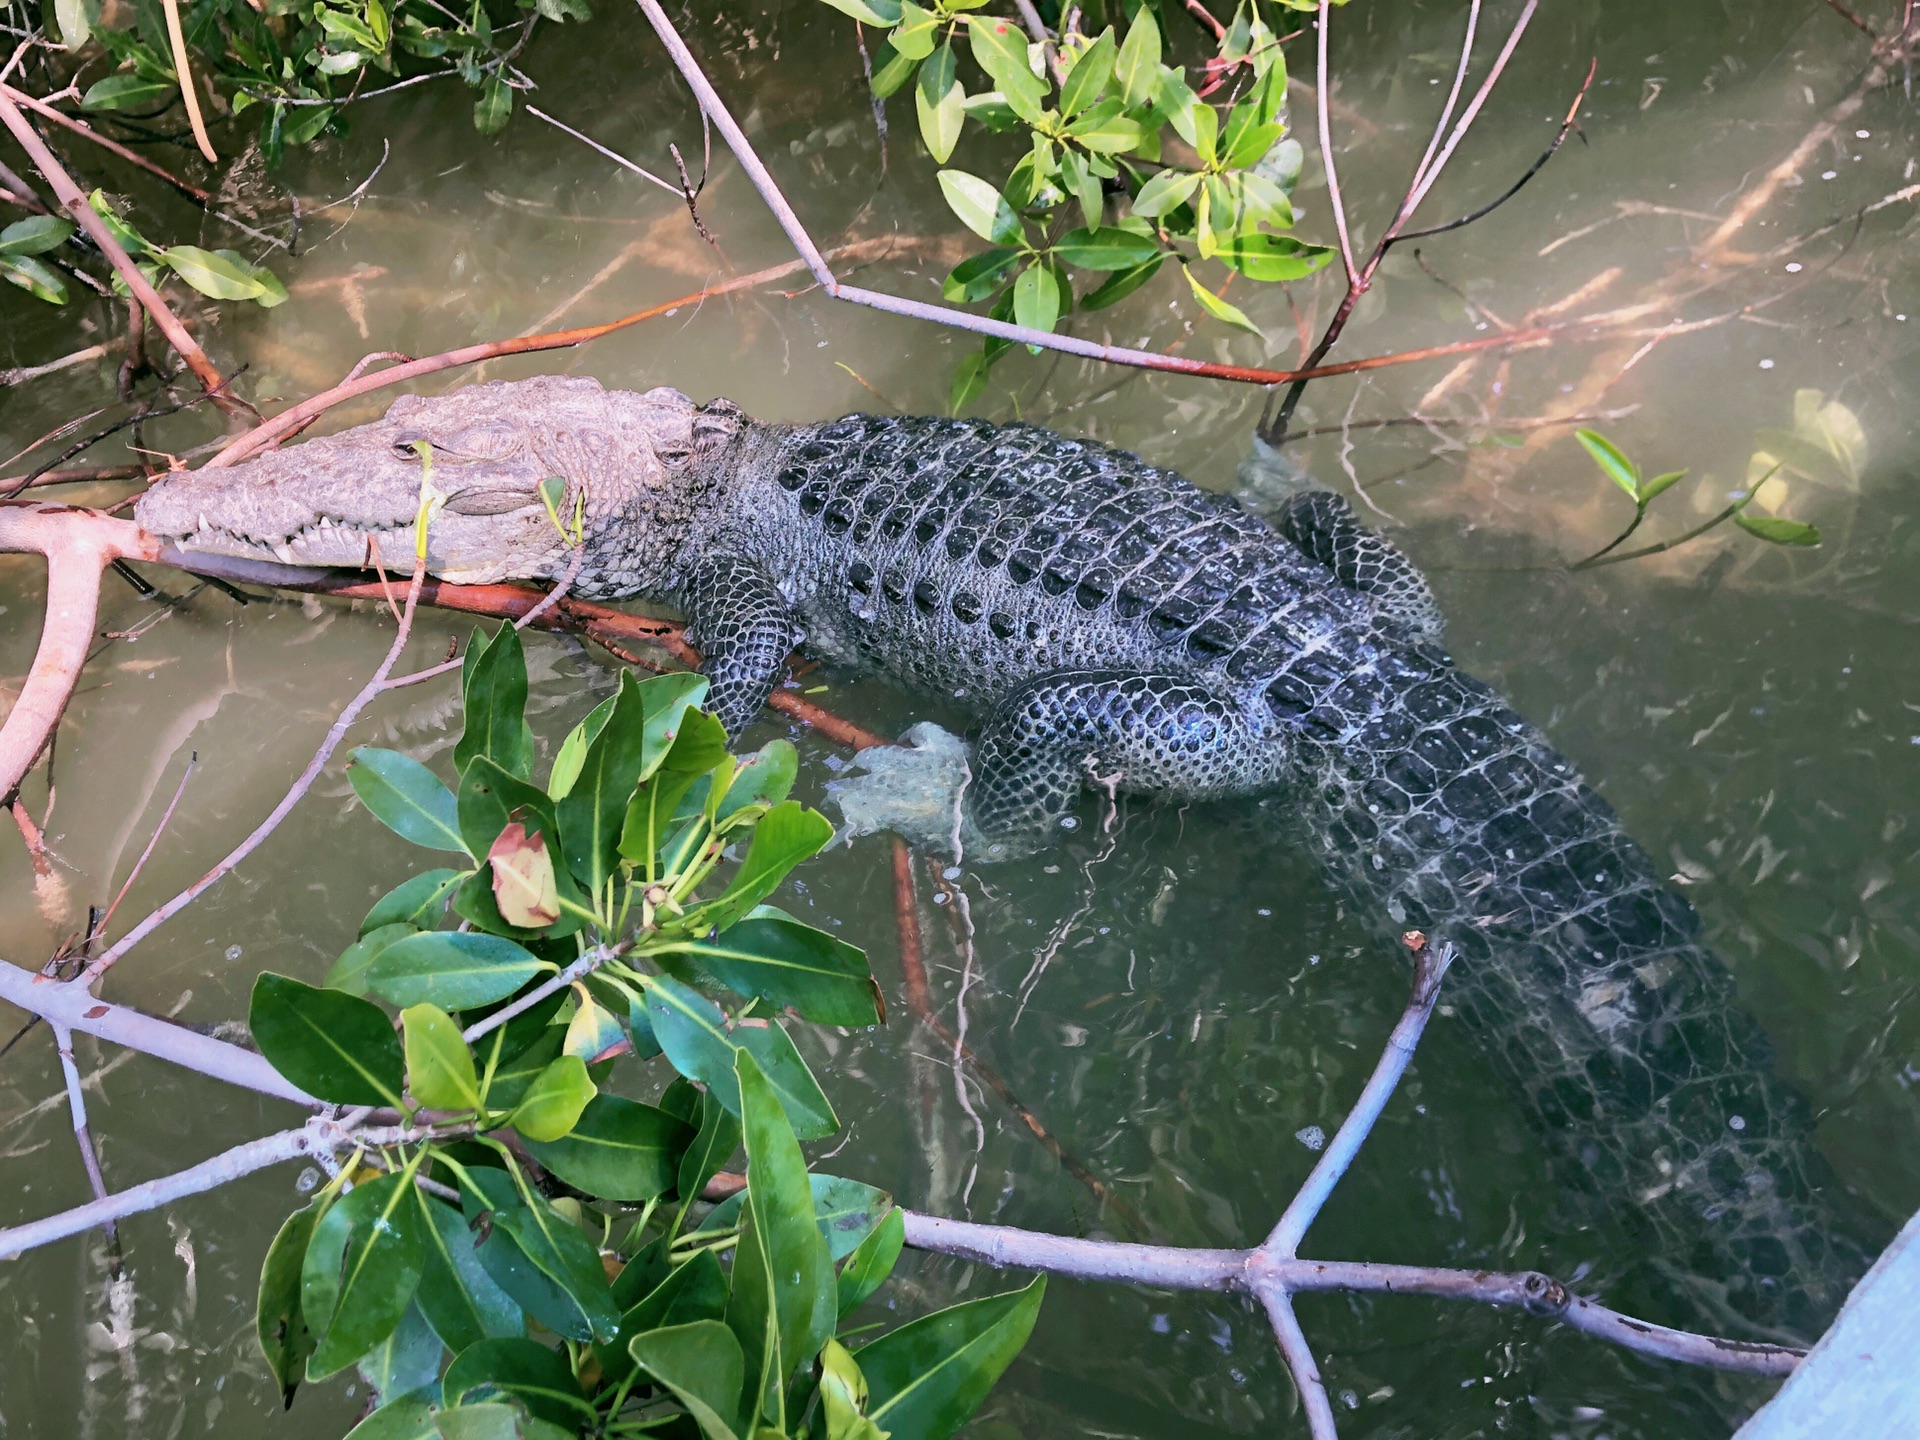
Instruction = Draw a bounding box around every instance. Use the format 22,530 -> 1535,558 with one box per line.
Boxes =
488,820 -> 560,928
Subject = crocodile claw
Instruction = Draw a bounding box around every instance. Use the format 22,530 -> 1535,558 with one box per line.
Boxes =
824,721 -> 972,860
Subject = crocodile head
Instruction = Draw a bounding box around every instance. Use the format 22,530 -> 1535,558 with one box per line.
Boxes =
136,375 -> 744,594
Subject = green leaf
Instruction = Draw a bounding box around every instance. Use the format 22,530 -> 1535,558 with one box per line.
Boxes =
1638,469 -> 1687,504
1114,4 -> 1161,108
636,672 -> 713,782
1052,225 -> 1160,271
87,189 -> 152,256
413,1190 -> 523,1354
889,0 -> 938,58
641,975 -> 837,1138
159,245 -> 270,302
716,739 -> 799,827
700,1172 -> 889,1263
693,802 -> 834,932
1079,253 -> 1162,310
556,670 -> 648,899
859,1277 -> 1046,1439
940,248 -> 1022,304
1060,150 -> 1104,229
1735,513 -> 1821,545
815,0 -> 900,24
1131,168 -> 1200,220
478,1022 -> 565,1114
404,1003 -> 482,1110
364,870 -> 468,935
80,74 -> 176,111
634,1253 -> 728,1332
474,74 -> 512,135
434,1403 -> 569,1440
302,1173 -> 427,1379
52,0 -> 95,48
506,1055 -> 596,1141
0,216 -> 75,257
330,923 -> 417,997
1222,115 -> 1283,172
676,1089 -> 743,1212
1182,266 -> 1262,335
837,1208 -> 905,1317
367,931 -> 547,1011
810,1174 -> 892,1260
950,349 -> 991,413
670,909 -> 879,1028
1063,98 -> 1146,154
1059,28 -> 1116,117
1,255 -> 68,304
443,1337 -> 594,1429
728,1049 -> 836,1428
967,15 -> 1046,124
915,42 -> 965,165
1575,428 -> 1642,500
259,1200 -> 324,1406
357,1301 -> 443,1407
1011,262 -> 1061,336
629,1321 -> 744,1440
937,170 -> 1021,245
546,692 -> 616,799
350,749 -> 469,854
344,1393 -> 438,1439
457,626 -> 533,780
251,973 -> 405,1107
1214,232 -> 1335,282
462,1169 -> 619,1342
868,40 -> 918,99
521,1094 -> 692,1199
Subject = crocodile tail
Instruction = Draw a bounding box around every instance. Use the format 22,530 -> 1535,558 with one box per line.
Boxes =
1301,651 -> 1873,1340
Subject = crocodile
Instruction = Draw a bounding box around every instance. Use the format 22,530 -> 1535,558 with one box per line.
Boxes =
137,374 -> 1870,1338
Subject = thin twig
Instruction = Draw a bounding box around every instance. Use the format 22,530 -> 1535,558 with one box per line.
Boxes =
1264,937 -> 1454,1256
524,104 -> 681,194
1260,1287 -> 1338,1440
50,1022 -> 119,1259
1314,1 -> 1357,288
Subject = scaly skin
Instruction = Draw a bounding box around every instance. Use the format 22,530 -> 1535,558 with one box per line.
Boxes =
138,376 -> 1870,1337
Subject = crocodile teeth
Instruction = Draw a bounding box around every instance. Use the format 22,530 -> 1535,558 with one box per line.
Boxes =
274,544 -> 295,563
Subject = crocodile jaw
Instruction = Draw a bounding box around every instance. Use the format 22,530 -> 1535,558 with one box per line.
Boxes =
134,375 -> 728,587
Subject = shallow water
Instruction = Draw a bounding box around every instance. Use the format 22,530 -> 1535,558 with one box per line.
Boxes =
3,0 -> 1919,1435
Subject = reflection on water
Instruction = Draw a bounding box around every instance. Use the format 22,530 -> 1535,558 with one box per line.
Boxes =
4,0 -> 1919,1435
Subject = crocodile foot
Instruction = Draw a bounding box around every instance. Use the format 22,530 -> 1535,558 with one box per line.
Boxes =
825,722 -> 971,859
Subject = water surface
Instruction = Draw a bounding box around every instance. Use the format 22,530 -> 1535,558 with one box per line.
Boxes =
3,0 -> 1918,1435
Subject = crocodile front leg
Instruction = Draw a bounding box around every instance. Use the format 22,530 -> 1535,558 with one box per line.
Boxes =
832,671 -> 1286,861
679,554 -> 799,738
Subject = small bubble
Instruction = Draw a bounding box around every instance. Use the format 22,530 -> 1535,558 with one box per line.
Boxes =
942,866 -> 961,880
1058,815 -> 1078,830
1784,262 -> 1803,273
1257,907 -> 1272,916
1758,358 -> 1775,369
1295,1125 -> 1327,1152
1729,1114 -> 1747,1131
294,1167 -> 322,1195
1821,170 -> 1838,180
1856,129 -> 1871,138
224,945 -> 243,961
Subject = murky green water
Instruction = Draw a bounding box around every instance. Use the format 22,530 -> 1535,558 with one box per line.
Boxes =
4,0 -> 1920,1434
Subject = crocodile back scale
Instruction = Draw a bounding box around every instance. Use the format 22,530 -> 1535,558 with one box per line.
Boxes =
136,379 -> 1871,1337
